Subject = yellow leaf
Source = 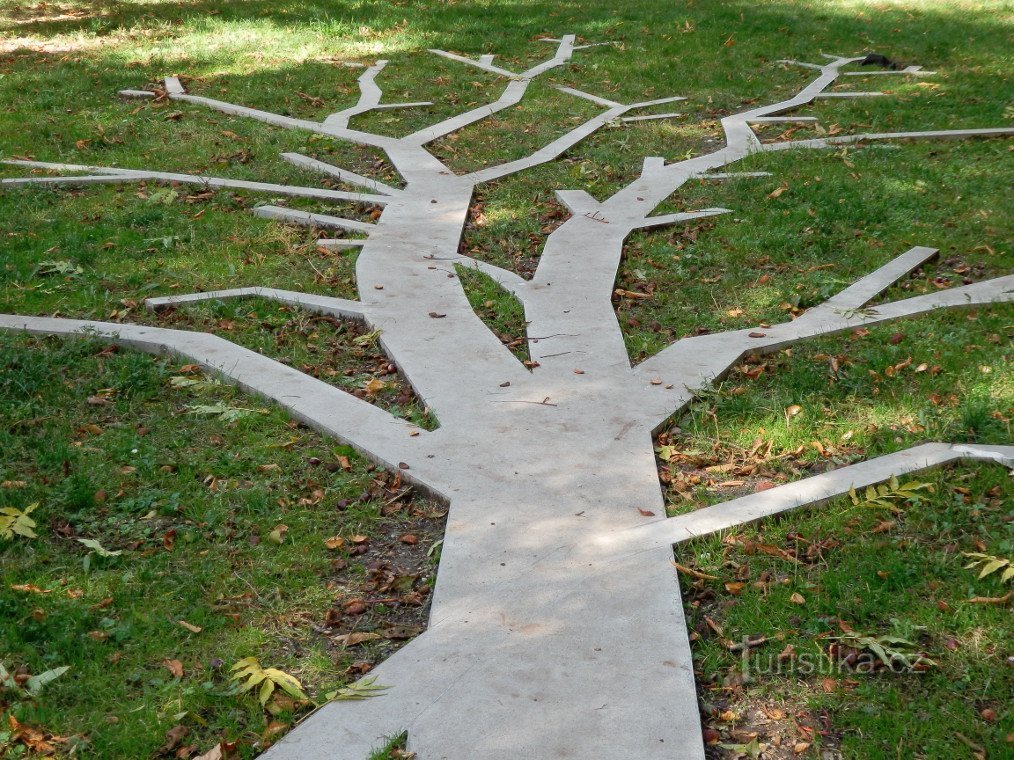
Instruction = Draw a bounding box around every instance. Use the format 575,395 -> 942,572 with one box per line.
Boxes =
258,678 -> 275,705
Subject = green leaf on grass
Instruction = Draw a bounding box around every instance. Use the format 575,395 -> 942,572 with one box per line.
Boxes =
76,538 -> 122,557
0,503 -> 38,540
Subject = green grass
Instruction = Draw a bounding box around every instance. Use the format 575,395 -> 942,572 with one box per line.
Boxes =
676,466 -> 1012,758
0,335 -> 442,757
0,0 -> 1011,757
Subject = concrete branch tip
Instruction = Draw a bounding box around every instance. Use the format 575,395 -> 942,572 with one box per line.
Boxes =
2,35 -> 1012,760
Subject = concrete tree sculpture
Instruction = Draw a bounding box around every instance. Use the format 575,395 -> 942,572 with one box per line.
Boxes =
2,37 -> 1012,760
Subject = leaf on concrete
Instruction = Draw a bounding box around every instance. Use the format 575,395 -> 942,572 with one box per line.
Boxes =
325,675 -> 391,701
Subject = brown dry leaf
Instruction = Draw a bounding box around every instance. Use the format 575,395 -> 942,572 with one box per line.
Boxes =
767,184 -> 788,199
703,616 -> 724,637
163,724 -> 188,751
332,632 -> 382,647
614,288 -> 651,300
178,620 -> 203,634
379,624 -> 422,640
8,714 -> 68,754
793,742 -> 811,754
324,536 -> 346,550
162,530 -> 177,551
785,404 -> 803,417
789,592 -> 806,605
724,582 -> 746,595
364,378 -> 386,395
967,592 -> 1011,605
195,744 -> 224,760
672,561 -> 719,581
637,508 -> 656,517
10,583 -> 52,594
268,524 -> 289,544
162,659 -> 184,678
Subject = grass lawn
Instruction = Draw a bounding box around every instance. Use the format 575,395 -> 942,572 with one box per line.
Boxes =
0,0 -> 1011,757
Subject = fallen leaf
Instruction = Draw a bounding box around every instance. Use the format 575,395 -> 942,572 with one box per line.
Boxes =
767,184 -> 788,199
332,632 -> 382,647
195,744 -> 224,760
10,583 -> 51,594
162,659 -> 184,678
672,562 -> 719,581
268,524 -> 289,544
967,592 -> 1011,605
178,620 -> 203,634
163,724 -> 188,751
637,508 -> 656,517
790,592 -> 806,605
324,536 -> 345,550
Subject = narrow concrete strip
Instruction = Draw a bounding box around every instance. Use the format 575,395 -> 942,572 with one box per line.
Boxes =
745,116 -> 817,123
554,189 -> 599,214
452,257 -> 531,300
427,49 -> 517,78
593,443 -> 1014,557
280,153 -> 401,196
251,205 -> 376,233
555,85 -> 622,108
638,207 -> 732,229
622,111 -> 684,123
0,160 -> 391,204
844,67 -> 934,76
1,175 -> 143,187
693,172 -> 773,179
316,238 -> 366,249
323,59 -> 433,131
469,103 -> 629,182
766,127 -> 1014,151
164,76 -> 185,95
0,315 -> 437,487
814,91 -> 885,98
658,443 -> 1013,545
145,287 -> 364,320
806,245 -> 938,315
